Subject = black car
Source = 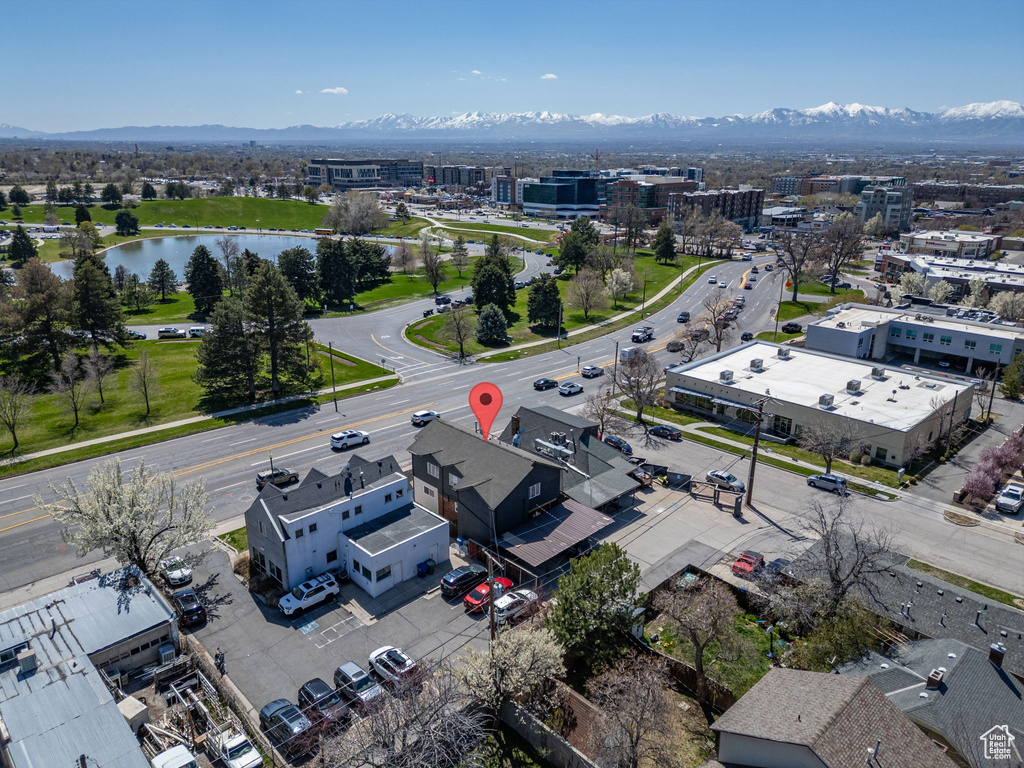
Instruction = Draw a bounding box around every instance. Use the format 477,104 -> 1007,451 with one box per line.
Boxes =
603,435 -> 633,455
533,378 -> 558,391
434,295 -> 451,306
259,699 -> 314,756
297,678 -> 349,728
440,564 -> 487,598
649,424 -> 682,440
781,322 -> 803,334
740,331 -> 754,341
171,588 -> 207,627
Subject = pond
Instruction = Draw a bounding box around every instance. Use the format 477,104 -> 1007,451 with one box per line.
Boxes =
48,233 -> 365,281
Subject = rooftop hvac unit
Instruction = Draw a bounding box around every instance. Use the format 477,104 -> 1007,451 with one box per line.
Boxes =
750,359 -> 763,372
778,348 -> 792,359
720,370 -> 734,384
871,366 -> 886,379
158,643 -> 176,666
819,393 -> 835,409
534,439 -> 574,460
846,379 -> 862,394
105,668 -> 123,689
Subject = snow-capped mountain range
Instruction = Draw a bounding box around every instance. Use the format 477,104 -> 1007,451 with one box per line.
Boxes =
1,101 -> 1021,143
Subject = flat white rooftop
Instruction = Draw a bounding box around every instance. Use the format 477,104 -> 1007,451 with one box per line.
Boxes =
815,305 -> 1023,341
903,230 -> 996,245
670,342 -> 971,432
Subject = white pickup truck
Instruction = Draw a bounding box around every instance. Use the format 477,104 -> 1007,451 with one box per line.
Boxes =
631,326 -> 654,343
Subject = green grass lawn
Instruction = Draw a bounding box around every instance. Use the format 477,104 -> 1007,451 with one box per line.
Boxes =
3,198 -> 328,230
409,252 -> 701,357
372,217 -> 431,238
796,281 -> 865,298
755,331 -> 803,342
219,527 -> 248,553
0,340 -> 383,458
778,290 -> 863,321
124,291 -> 198,324
434,220 -> 557,244
906,560 -> 1021,608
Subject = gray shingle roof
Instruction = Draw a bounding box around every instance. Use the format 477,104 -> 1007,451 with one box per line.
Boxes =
409,420 -> 561,509
712,668 -> 957,768
839,639 -> 1024,768
346,503 -> 447,556
496,404 -> 596,444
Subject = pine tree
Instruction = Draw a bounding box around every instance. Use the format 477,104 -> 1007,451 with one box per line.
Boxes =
556,231 -> 588,274
527,274 -> 562,328
72,252 -> 125,346
1000,355 -> 1024,399
75,203 -> 91,224
114,209 -> 139,236
476,303 -> 508,345
316,238 -> 355,308
8,226 -> 38,268
148,259 -> 178,301
277,246 -> 319,305
194,296 -> 262,401
245,261 -> 315,395
140,182 -> 157,200
184,245 -> 223,316
651,219 -> 676,264
16,258 -> 73,373
8,186 -> 30,206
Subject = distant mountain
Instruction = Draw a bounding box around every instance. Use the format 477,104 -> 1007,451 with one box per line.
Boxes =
0,123 -> 44,138
6,101 -> 1023,144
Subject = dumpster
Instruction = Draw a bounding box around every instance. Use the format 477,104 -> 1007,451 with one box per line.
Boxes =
425,558 -> 436,575
417,561 -> 429,578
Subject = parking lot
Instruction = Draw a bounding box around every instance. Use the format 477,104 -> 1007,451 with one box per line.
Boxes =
185,547 -> 491,720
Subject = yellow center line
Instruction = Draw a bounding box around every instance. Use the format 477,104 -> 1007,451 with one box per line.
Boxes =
371,333 -> 430,366
0,515 -> 51,534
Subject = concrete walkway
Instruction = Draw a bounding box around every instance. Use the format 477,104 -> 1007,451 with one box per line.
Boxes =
0,374 -> 398,468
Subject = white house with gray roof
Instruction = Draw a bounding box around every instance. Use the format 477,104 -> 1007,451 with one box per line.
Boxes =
244,454 -> 448,598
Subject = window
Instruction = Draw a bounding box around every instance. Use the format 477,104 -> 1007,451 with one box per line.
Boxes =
342,508 -> 350,520
375,566 -> 392,582
295,528 -> 304,538
309,523 -> 317,533
940,336 -> 952,346
352,558 -> 361,574
964,339 -> 976,351
385,493 -> 392,503
889,327 -> 902,338
923,332 -> 934,343
449,473 -> 461,487
875,447 -> 888,461
355,505 -> 363,515
427,462 -> 440,478
528,482 -> 541,499
269,563 -> 282,583
396,488 -> 403,497
361,565 -> 371,579
857,338 -> 864,347
326,550 -> 338,563
990,343 -> 1002,355
905,329 -> 917,340
258,521 -> 265,535
423,487 -> 435,498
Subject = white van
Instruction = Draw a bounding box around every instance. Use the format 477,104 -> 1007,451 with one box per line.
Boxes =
150,746 -> 199,768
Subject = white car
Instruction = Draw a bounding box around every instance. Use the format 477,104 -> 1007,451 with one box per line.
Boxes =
558,382 -> 583,396
369,646 -> 418,685
159,556 -> 192,586
996,484 -> 1024,513
157,327 -> 186,339
411,410 -> 440,426
331,429 -> 370,450
212,731 -> 262,768
278,573 -> 340,616
717,281 -> 727,289
707,275 -> 717,283
492,589 -> 539,625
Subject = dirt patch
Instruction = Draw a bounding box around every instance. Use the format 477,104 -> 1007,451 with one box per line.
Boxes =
944,510 -> 981,526
318,350 -> 355,367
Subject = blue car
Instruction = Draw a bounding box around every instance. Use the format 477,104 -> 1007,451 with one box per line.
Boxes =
603,435 -> 632,455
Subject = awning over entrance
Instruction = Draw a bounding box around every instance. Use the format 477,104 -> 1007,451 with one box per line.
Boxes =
497,499 -> 613,568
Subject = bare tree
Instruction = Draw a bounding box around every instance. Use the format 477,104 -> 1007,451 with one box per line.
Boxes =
701,288 -> 733,352
320,664 -> 486,768
83,349 -> 114,405
585,243 -> 616,280
0,375 -> 35,452
587,655 -> 680,768
440,306 -> 477,361
798,494 -> 898,618
667,326 -> 709,362
391,242 -> 417,275
653,577 -> 743,715
797,420 -> 855,474
134,351 -> 159,418
459,626 -> 564,717
581,390 -> 625,437
566,268 -> 609,320
48,352 -> 92,428
671,207 -> 702,256
59,228 -> 94,261
321,190 -> 387,235
775,230 -> 826,301
215,235 -> 240,294
38,458 -> 214,579
421,248 -> 448,294
619,349 -> 661,422
820,213 -> 864,292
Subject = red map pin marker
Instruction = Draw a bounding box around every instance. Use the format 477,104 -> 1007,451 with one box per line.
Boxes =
469,382 -> 503,441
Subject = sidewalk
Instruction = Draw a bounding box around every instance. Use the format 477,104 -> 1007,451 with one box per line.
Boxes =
0,373 -> 398,468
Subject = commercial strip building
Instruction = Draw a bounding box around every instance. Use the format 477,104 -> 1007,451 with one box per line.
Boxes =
664,342 -> 973,468
667,187 -> 765,231
854,185 -> 914,232
0,569 -> 178,768
899,229 -> 1002,259
306,159 -> 424,191
243,454 -> 449,598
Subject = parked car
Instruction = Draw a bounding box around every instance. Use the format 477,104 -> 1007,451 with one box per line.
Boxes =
159,555 -> 192,586
188,326 -> 207,338
705,469 -> 745,492
211,731 -> 262,768
334,661 -> 385,709
411,409 -> 440,426
464,577 -> 513,612
806,473 -> 848,494
434,295 -> 451,306
170,588 -> 207,627
649,424 -> 682,440
256,467 -> 299,489
765,557 -> 793,577
126,330 -> 146,340
330,429 -> 370,450
995,484 -> 1024,513
150,746 -> 199,768
781,322 -> 803,334
369,646 -> 418,686
157,327 -> 186,339
258,699 -> 313,756
558,382 -> 583,396
492,588 -> 539,625
731,550 -> 765,577
533,378 -> 558,391
440,564 -> 488,598
279,573 -> 341,616
603,435 -> 632,455
581,365 -> 604,378
740,331 -> 754,341
297,678 -> 348,727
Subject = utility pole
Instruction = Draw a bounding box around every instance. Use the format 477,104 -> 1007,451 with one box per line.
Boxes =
986,362 -> 1001,422
612,340 -> 620,397
328,342 -> 338,411
479,550 -> 501,650
745,398 -> 769,507
556,302 -> 563,348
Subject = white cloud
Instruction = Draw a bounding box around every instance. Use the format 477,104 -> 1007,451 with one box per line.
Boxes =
320,86 -> 349,95
500,78 -> 507,82
471,69 -> 482,75
540,73 -> 558,80
295,89 -> 303,94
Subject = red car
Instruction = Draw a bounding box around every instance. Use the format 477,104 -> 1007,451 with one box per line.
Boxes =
731,550 -> 765,577
464,577 -> 513,612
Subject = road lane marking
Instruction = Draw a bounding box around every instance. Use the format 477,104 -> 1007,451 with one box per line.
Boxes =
0,515 -> 50,534
0,495 -> 35,506
371,334 -> 430,365
233,438 -> 258,445
251,444 -> 325,465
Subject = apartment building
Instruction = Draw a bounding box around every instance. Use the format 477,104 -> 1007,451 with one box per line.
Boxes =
667,187 -> 765,231
912,182 -> 1024,206
600,175 -> 698,224
854,185 -> 914,232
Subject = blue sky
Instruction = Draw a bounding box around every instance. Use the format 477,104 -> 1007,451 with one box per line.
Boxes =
4,0 -> 1022,132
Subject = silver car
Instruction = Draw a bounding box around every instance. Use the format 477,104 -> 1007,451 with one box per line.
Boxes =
159,556 -> 192,586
